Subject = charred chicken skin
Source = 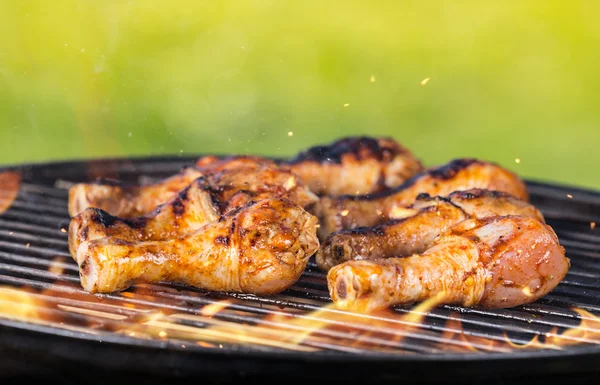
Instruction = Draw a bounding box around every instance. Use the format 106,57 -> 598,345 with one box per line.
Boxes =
74,198 -> 320,294
195,136 -> 424,197
68,167 -> 204,218
68,156 -> 279,219
316,158 -> 528,239
283,136 -> 424,196
328,215 -> 569,312
68,163 -> 318,258
316,189 -> 543,271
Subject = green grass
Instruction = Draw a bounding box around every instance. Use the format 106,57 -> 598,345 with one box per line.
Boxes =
1,1 -> 598,189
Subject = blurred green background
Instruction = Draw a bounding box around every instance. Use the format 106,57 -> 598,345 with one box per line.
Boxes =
0,1 -> 598,189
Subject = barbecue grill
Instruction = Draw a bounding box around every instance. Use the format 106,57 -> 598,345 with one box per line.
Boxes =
1,156 -> 600,385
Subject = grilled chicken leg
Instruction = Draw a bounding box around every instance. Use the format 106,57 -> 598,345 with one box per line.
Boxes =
68,156 -> 279,219
75,198 -> 320,294
316,189 -> 543,271
68,167 -> 203,218
283,136 -> 424,196
68,164 -> 318,257
195,136 -> 424,197
316,158 -> 528,238
328,215 -> 569,312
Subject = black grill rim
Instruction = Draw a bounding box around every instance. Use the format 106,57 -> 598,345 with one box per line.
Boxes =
1,155 -> 600,379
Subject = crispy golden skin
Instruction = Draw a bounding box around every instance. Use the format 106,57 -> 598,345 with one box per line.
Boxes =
68,177 -> 221,257
68,164 -> 318,258
316,189 -> 544,271
328,216 -> 569,312
195,136 -> 424,197
284,136 -> 424,196
195,155 -> 276,172
74,198 -> 319,294
316,158 -> 528,239
68,167 -> 203,218
68,156 -> 279,219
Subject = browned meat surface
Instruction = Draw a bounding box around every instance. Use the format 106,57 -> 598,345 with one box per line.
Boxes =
316,189 -> 543,270
195,137 -> 424,197
195,155 -> 276,172
316,158 -> 528,238
74,198 -> 319,294
68,167 -> 203,218
328,215 -> 569,312
68,163 -> 318,258
69,156 -> 281,219
284,136 -> 424,196
68,177 -> 221,257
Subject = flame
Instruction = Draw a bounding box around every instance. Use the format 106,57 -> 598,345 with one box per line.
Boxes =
0,171 -> 21,215
1,263 -> 600,353
200,299 -> 233,317
0,287 -> 42,321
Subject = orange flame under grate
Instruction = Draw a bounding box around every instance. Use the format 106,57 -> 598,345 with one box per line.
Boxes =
1,263 -> 599,354
1,158 -> 600,358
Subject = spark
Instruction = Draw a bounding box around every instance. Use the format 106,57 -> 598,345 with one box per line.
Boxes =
567,194 -> 573,199
591,222 -> 596,230
420,77 -> 430,86
288,131 -> 294,137
25,243 -> 30,248
158,331 -> 167,338
515,158 -> 521,164
340,210 -> 350,217
60,228 -> 66,233
370,75 -> 376,82
343,103 -> 350,107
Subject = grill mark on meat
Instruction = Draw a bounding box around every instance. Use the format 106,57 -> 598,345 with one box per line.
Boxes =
171,194 -> 186,217
286,136 -> 405,164
214,235 -> 230,246
80,257 -> 90,275
428,158 -> 481,180
91,208 -> 117,227
335,158 -> 487,202
122,217 -> 149,229
451,189 -> 509,200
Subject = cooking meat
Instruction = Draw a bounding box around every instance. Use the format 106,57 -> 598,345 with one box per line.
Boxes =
68,156 -> 279,219
195,154 -> 276,172
195,136 -> 424,197
202,163 -> 317,211
74,198 -> 319,294
316,158 -> 528,239
328,215 -> 569,312
316,189 -> 543,271
68,166 -> 203,218
68,163 -> 318,257
68,177 -> 221,257
283,136 -> 424,196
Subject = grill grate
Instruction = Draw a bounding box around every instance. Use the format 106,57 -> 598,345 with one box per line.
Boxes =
1,157 -> 600,381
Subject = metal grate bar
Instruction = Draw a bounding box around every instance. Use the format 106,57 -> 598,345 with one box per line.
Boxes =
1,157 -> 600,358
